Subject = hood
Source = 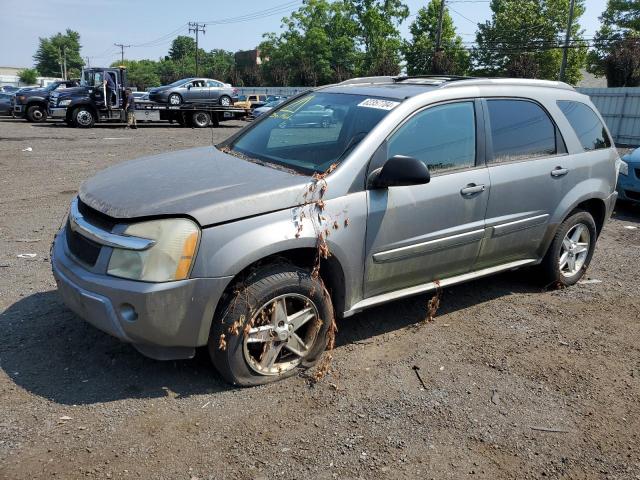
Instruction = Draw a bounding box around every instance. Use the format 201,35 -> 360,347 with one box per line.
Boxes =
79,146 -> 310,226
623,148 -> 640,165
55,86 -> 91,98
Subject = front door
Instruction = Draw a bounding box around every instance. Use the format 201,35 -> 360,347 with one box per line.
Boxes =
364,100 -> 490,298
474,98 -> 570,269
186,79 -> 209,102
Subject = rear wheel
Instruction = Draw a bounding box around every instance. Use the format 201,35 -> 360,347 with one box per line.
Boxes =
26,104 -> 47,122
540,210 -> 597,287
191,111 -> 211,128
209,264 -> 333,386
219,95 -> 232,106
72,107 -> 96,128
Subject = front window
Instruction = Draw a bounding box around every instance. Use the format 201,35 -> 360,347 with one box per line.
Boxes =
224,92 -> 399,174
81,70 -> 104,87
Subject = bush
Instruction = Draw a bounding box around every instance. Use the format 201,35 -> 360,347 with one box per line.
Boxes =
19,68 -> 39,85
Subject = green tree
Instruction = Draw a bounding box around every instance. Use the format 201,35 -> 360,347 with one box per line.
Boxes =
259,0 -> 360,86
110,59 -> 161,90
587,0 -> 640,85
402,0 -> 469,75
202,49 -> 235,81
168,35 -> 196,61
19,68 -> 39,85
472,0 -> 587,84
349,0 -> 409,75
33,29 -> 84,78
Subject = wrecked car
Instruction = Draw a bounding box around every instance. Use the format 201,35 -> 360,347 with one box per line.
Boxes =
52,76 -> 620,386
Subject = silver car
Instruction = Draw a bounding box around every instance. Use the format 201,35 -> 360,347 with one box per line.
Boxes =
148,78 -> 235,106
51,77 -> 619,386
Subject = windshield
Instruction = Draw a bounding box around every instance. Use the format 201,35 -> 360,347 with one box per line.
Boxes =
81,70 -> 104,87
167,78 -> 190,87
226,92 -> 399,174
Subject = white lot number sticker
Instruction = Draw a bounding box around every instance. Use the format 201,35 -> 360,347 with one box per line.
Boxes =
357,98 -> 400,110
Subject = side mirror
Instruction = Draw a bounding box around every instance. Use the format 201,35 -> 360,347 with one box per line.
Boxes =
368,155 -> 431,189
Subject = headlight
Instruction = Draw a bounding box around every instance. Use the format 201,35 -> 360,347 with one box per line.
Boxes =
618,159 -> 629,176
107,218 -> 200,282
17,95 -> 26,102
58,99 -> 72,106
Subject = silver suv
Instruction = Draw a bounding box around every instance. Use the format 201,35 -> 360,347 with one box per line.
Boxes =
51,77 -> 620,386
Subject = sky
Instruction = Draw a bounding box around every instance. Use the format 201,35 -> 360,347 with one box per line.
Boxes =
0,0 -> 608,68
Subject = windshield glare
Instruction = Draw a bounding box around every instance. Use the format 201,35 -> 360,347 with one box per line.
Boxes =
228,92 -> 398,174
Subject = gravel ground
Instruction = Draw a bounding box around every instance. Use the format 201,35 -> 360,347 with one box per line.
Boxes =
1,117 -> 639,480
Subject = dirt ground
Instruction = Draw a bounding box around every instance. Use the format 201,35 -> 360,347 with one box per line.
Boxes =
1,116 -> 639,480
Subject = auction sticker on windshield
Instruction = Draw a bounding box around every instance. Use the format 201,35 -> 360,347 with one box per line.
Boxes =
357,98 -> 400,110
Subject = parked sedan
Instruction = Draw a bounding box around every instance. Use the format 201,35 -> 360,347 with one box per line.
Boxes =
0,92 -> 13,115
251,99 -> 286,119
148,78 -> 235,106
617,148 -> 640,203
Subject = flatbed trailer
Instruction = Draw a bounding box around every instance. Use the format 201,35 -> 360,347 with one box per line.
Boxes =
47,66 -> 250,128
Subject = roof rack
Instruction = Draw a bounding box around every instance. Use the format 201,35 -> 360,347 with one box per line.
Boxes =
439,77 -> 574,91
392,75 -> 476,84
337,76 -> 396,86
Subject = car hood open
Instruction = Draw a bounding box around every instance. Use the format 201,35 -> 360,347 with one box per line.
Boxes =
79,146 -> 310,226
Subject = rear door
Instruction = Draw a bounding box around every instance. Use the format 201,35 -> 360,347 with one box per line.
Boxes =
474,98 -> 570,269
364,100 -> 490,297
207,80 -> 223,102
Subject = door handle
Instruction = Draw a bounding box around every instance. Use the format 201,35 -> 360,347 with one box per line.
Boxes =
460,183 -> 486,196
551,167 -> 569,177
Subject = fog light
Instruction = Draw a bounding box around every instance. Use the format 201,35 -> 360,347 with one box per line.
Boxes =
119,303 -> 138,322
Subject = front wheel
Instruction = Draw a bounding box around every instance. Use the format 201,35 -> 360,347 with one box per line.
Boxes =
72,107 -> 96,128
26,105 -> 47,122
209,264 -> 334,386
219,95 -> 232,106
168,93 -> 182,105
540,210 -> 597,287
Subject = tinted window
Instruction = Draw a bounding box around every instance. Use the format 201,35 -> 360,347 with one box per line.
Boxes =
388,102 -> 476,174
557,100 -> 611,151
487,99 -> 556,163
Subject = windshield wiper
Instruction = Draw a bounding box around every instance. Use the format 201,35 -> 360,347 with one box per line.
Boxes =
217,146 -> 305,176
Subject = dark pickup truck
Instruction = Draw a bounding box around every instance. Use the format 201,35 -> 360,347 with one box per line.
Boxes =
13,80 -> 79,122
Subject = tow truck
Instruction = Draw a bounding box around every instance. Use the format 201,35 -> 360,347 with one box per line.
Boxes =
48,67 -> 249,128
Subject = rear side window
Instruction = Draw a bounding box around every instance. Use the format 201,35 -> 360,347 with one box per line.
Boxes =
487,99 -> 556,163
557,100 -> 611,151
388,101 -> 476,174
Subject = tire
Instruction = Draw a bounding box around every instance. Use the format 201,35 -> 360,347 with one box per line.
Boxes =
72,107 -> 96,128
219,95 -> 232,106
26,105 -> 47,123
191,111 -> 211,128
540,210 -> 597,287
168,93 -> 182,105
209,264 -> 334,387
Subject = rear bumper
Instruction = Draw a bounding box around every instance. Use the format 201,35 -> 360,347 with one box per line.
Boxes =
51,227 -> 233,360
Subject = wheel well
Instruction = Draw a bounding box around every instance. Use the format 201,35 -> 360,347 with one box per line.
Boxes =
216,248 -> 347,320
27,100 -> 46,109
573,198 -> 607,235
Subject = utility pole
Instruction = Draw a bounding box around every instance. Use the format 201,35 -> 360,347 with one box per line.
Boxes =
435,0 -> 446,52
63,46 -> 67,80
114,43 -> 131,64
85,56 -> 91,69
58,47 -> 64,80
559,0 -> 575,82
188,22 -> 206,76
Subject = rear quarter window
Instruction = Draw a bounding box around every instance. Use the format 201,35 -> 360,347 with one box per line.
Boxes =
557,100 -> 612,151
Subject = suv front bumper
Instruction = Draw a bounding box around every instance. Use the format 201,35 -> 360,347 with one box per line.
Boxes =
51,227 -> 232,360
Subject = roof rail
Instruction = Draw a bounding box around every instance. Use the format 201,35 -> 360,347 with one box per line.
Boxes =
337,76 -> 396,86
392,75 -> 476,83
440,77 -> 575,91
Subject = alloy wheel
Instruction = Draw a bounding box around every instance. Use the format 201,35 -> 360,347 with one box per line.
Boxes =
243,294 -> 320,376
558,223 -> 590,277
